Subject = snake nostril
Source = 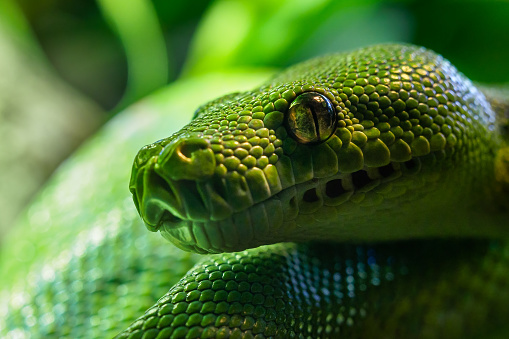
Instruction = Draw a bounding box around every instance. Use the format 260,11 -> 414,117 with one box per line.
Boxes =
178,140 -> 206,160
157,137 -> 216,181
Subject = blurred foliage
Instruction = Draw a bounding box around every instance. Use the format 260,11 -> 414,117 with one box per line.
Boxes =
14,0 -> 211,110
185,0 -> 509,82
183,0 -> 397,74
0,0 -> 103,240
97,0 -> 168,108
409,0 -> 509,83
10,0 -> 509,111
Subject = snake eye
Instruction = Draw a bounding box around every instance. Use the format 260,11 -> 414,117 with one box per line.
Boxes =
285,92 -> 337,144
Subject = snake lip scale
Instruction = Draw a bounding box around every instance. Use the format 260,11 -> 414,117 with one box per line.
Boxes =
142,156 -> 420,254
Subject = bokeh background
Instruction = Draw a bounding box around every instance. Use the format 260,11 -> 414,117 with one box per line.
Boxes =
1,0 -> 508,243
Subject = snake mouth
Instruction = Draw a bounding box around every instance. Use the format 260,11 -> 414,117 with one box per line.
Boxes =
132,152 -> 422,253
131,155 -> 281,253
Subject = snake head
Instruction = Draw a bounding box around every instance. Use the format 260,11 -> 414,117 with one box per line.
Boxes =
130,44 -> 503,254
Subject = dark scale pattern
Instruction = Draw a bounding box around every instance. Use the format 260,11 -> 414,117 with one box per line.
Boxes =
118,241 -> 509,338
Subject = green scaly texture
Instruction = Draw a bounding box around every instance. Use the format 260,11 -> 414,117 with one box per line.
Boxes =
1,44 -> 508,338
123,44 -> 509,338
130,45 -> 508,255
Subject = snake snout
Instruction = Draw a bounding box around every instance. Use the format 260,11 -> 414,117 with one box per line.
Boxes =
157,137 -> 216,181
130,136 -> 219,233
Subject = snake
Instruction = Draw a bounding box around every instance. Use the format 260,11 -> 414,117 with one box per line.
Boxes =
1,44 -> 509,338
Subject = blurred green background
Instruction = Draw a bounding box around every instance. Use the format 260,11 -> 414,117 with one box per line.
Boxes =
0,0 -> 508,242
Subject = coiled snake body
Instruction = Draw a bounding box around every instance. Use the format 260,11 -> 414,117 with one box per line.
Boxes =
2,44 -> 509,338
124,44 -> 509,338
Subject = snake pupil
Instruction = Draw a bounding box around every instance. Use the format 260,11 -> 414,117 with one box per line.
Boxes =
285,92 -> 337,144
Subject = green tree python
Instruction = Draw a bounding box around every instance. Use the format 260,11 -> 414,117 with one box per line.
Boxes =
2,44 -> 509,338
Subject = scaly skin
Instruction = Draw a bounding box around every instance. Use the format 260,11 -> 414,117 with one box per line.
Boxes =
118,44 -> 509,337
130,44 -> 508,255
1,44 -> 508,338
